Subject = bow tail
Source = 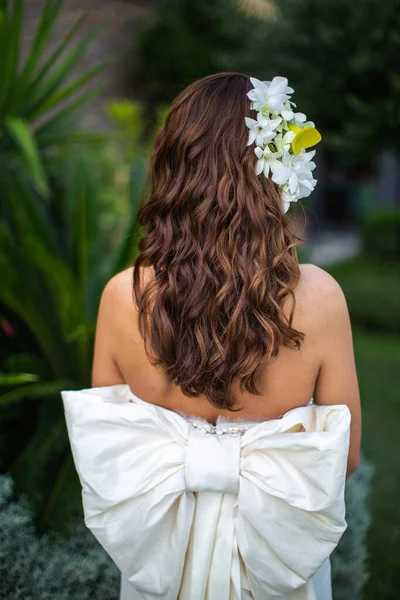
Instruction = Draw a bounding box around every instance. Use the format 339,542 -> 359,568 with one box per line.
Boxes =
84,486 -> 195,600
235,478 -> 343,600
179,493 -> 241,600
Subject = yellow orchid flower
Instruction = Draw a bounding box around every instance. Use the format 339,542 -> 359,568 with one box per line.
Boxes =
288,124 -> 322,155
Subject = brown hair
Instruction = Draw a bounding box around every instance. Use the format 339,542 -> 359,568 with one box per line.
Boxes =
133,72 -> 305,411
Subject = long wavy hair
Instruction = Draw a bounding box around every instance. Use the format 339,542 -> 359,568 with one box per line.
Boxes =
132,72 -> 305,411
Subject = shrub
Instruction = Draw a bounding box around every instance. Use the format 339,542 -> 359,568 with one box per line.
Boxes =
360,207 -> 400,262
327,259 -> 400,334
0,473 -> 120,600
331,454 -> 374,599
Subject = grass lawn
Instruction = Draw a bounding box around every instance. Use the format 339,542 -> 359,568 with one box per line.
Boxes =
353,329 -> 400,598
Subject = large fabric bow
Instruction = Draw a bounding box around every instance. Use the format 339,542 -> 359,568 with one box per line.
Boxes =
61,384 -> 350,600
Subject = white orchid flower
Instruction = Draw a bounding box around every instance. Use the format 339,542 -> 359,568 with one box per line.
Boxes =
245,114 -> 281,147
247,76 -> 294,115
293,112 -> 307,123
281,185 -> 295,213
245,75 -> 320,213
254,146 -> 291,185
247,77 -> 269,111
285,151 -> 317,200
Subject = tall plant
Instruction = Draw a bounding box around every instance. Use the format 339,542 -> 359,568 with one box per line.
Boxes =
0,0 -> 146,532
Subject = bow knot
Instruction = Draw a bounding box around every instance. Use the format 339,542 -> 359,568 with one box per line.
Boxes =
185,427 -> 241,494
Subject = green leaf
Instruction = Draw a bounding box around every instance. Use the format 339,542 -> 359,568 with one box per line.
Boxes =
23,233 -> 86,339
0,7 -> 7,85
4,117 -> 49,196
2,353 -> 51,383
0,373 -> 40,386
0,379 -> 73,406
26,23 -> 104,117
27,12 -> 86,88
38,57 -> 112,115
0,222 -> 67,376
0,0 -> 23,114
36,82 -> 106,142
19,0 -> 64,83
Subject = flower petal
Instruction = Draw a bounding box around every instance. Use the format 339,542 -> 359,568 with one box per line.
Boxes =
282,197 -> 291,213
289,172 -> 298,194
302,179 -> 315,192
245,117 -> 257,129
283,130 -> 296,144
271,161 -> 290,185
281,110 -> 294,121
269,95 -> 287,112
247,130 -> 257,146
259,130 -> 275,146
269,117 -> 283,130
292,127 -> 321,155
304,149 -> 317,161
250,77 -> 269,93
262,161 -> 270,178
294,112 -> 307,123
247,89 -> 264,103
268,76 -> 289,96
255,159 -> 265,175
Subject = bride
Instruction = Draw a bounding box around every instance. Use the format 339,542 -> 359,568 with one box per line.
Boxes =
62,72 -> 361,600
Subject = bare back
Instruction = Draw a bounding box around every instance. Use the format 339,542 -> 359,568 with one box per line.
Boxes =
92,263 -> 361,476
113,271 -> 319,423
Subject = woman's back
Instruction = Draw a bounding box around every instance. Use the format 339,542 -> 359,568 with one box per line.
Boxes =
92,262 -> 361,468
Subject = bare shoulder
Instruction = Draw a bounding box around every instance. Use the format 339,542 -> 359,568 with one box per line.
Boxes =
96,266 -> 140,338
100,266 -> 133,309
289,263 -> 350,337
299,263 -> 344,295
91,267 -> 136,386
99,265 -> 154,320
297,263 -> 347,312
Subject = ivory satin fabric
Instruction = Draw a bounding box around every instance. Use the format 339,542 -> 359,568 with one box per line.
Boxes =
61,384 -> 351,600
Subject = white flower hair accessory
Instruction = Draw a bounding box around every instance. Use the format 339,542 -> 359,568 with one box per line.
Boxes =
245,76 -> 322,213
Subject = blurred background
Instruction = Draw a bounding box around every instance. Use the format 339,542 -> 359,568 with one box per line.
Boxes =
0,1 -> 399,598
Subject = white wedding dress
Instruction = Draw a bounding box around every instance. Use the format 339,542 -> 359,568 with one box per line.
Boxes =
61,383 -> 351,600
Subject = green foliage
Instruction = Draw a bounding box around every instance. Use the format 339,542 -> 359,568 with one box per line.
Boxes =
130,0 -> 265,104
0,139 -> 147,530
0,1 -> 148,531
254,0 -> 400,167
360,207 -> 400,261
132,0 -> 400,168
0,0 -> 109,195
327,259 -> 400,334
331,454 -> 374,599
0,473 -> 120,599
352,330 -> 400,599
